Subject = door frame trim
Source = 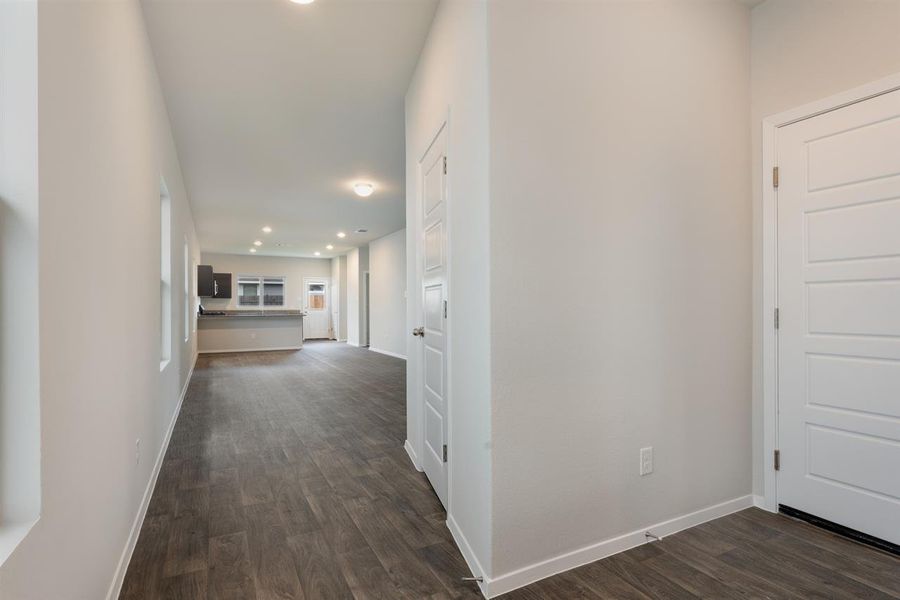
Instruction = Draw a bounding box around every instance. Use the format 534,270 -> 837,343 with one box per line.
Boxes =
760,71 -> 900,513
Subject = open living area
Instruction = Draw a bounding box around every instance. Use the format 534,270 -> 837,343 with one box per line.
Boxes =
0,0 -> 898,599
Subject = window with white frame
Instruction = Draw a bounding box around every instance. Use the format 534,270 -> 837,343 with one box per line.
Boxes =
307,282 -> 326,310
238,276 -> 285,307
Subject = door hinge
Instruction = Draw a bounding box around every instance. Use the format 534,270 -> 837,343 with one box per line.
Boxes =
774,307 -> 780,330
443,156 -> 447,175
773,166 -> 779,189
774,449 -> 781,471
443,299 -> 447,319
442,444 -> 448,463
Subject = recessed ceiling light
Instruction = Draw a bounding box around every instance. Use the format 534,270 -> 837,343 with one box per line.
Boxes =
314,251 -> 321,256
353,182 -> 375,197
249,248 -> 257,253
253,240 -> 262,246
289,0 -> 314,4
337,232 -> 346,238
326,244 -> 334,250
262,226 -> 272,233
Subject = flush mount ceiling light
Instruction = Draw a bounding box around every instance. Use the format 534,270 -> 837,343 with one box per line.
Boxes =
262,226 -> 272,233
326,244 -> 334,250
337,232 -> 346,238
253,240 -> 262,246
314,251 -> 321,256
249,248 -> 257,253
289,0 -> 315,4
353,182 -> 375,198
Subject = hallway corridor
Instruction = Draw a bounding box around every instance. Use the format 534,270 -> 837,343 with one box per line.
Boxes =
120,342 -> 479,599
120,343 -> 900,600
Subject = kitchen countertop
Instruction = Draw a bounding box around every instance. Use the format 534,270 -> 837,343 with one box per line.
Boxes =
198,310 -> 305,319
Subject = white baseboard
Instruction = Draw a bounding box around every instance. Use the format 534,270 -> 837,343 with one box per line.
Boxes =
198,345 -> 302,354
105,356 -> 196,600
448,514 -> 490,598
753,494 -> 770,510
404,439 -> 422,472
347,341 -> 360,347
484,494 -> 754,598
369,347 -> 407,360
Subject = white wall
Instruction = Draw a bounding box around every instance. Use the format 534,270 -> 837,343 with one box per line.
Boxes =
0,0 -> 40,559
488,0 -> 752,579
750,0 -> 900,497
200,252 -> 332,311
405,0 -> 492,582
330,256 -> 345,340
347,249 -> 360,345
345,246 -> 370,347
0,1 -> 200,597
368,229 -> 407,358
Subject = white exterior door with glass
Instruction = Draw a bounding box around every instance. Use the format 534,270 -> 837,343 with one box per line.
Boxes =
304,278 -> 331,339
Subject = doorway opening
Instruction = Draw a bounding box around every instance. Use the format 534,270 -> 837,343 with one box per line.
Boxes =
362,271 -> 370,348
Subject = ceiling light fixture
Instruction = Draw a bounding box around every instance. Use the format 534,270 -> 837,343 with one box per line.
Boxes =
314,251 -> 321,256
353,182 -> 375,198
326,244 -> 334,250
249,248 -> 257,253
289,0 -> 315,4
337,232 -> 346,238
262,226 -> 272,233
253,240 -> 262,246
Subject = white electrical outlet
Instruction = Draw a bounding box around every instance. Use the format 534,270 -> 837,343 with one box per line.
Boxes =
135,438 -> 141,465
640,446 -> 653,476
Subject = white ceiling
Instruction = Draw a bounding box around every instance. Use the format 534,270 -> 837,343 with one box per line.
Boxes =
142,0 -> 438,258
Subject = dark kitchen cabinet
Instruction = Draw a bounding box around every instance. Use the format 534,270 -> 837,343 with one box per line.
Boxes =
213,272 -> 232,298
197,265 -> 214,297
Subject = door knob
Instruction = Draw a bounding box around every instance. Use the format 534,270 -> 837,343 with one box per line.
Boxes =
412,327 -> 424,337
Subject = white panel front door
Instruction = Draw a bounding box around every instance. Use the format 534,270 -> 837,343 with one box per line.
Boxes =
777,88 -> 900,545
419,126 -> 448,507
303,278 -> 330,339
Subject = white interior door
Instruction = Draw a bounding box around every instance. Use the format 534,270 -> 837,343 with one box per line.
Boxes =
418,126 -> 448,507
303,278 -> 330,340
776,87 -> 900,545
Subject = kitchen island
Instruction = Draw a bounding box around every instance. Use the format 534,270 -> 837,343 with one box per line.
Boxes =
197,310 -> 305,354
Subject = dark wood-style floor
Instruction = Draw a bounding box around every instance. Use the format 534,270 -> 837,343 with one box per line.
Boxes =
500,509 -> 900,600
121,342 -> 900,600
